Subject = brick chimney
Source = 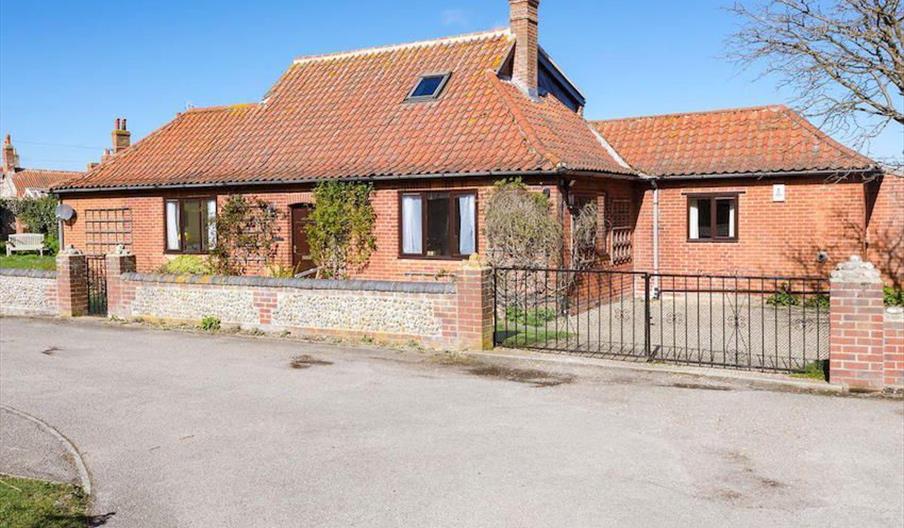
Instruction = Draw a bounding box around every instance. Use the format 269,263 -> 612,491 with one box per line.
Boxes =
2,134 -> 19,172
112,117 -> 131,153
510,0 -> 540,98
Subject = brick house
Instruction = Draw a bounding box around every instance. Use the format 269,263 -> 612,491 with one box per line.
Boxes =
51,0 -> 900,284
1,135 -> 84,237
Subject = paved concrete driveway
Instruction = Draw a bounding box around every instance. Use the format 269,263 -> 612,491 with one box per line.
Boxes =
1,317 -> 902,527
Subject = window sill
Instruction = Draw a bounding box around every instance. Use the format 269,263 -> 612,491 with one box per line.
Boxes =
686,238 -> 739,244
164,250 -> 213,255
398,254 -> 472,261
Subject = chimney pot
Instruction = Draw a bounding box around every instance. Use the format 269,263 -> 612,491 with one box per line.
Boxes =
2,134 -> 19,172
510,0 -> 540,98
112,117 -> 131,153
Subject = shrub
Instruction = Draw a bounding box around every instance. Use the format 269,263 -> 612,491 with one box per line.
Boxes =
766,285 -> 798,307
44,236 -> 59,255
766,285 -> 829,309
885,286 -> 904,307
266,263 -> 301,278
200,316 -> 221,332
485,178 -> 562,268
307,182 -> 376,279
210,195 -> 282,276
158,255 -> 212,275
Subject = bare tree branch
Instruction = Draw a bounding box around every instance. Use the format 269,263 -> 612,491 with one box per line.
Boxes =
728,0 -> 904,147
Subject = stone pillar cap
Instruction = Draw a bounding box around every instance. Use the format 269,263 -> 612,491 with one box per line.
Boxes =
830,255 -> 881,283
58,244 -> 83,256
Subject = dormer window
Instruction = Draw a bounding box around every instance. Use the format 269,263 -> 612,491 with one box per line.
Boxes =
406,73 -> 451,101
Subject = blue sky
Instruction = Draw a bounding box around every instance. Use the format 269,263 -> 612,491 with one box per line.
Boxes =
1,0 -> 900,171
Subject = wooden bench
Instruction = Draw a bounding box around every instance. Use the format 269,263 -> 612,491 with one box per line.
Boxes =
6,233 -> 46,256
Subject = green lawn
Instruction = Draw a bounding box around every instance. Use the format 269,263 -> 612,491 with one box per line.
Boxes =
0,254 -> 56,271
496,322 -> 571,348
0,475 -> 89,528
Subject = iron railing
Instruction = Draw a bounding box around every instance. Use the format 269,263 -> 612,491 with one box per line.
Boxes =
493,267 -> 829,373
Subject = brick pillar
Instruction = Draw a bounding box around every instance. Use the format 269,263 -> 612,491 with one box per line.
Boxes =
884,307 -> 904,389
106,246 -> 137,319
56,246 -> 88,317
456,257 -> 494,350
829,256 -> 886,391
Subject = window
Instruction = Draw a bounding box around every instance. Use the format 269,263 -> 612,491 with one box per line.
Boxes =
165,198 -> 217,253
406,73 -> 451,101
688,195 -> 738,241
400,191 -> 476,258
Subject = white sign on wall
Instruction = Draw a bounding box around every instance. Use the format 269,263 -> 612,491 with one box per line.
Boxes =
773,184 -> 786,202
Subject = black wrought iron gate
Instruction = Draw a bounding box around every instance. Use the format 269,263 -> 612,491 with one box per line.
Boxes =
492,267 -> 830,373
86,255 -> 108,316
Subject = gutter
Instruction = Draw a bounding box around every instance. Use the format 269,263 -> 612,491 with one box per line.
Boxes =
52,169 -> 565,196
648,167 -> 880,182
52,166 -> 644,196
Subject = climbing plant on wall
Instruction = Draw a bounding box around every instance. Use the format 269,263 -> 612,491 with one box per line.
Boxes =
306,182 -> 376,279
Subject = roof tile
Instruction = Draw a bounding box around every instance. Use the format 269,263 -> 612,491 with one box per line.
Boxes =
58,30 -> 631,191
592,105 -> 876,177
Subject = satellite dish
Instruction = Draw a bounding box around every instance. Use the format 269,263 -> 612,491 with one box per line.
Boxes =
55,204 -> 75,221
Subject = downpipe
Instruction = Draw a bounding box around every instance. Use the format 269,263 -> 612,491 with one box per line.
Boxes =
651,181 -> 661,299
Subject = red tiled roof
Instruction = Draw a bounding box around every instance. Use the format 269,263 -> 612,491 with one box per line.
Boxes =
592,105 -> 877,178
12,169 -> 83,196
57,30 -> 632,192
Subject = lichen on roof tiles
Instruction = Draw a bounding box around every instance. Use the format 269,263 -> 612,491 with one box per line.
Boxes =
56,29 -> 632,192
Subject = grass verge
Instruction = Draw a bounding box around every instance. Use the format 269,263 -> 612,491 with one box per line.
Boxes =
0,474 -> 89,528
0,254 -> 56,271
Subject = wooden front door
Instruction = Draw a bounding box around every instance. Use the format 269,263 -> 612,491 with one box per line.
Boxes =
291,205 -> 315,273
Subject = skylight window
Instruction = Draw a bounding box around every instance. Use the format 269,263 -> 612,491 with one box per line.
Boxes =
406,73 -> 451,101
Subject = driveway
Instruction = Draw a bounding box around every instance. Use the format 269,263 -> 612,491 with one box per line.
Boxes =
1,317 -> 902,527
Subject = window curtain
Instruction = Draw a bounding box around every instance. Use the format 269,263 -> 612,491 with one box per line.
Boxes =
165,201 -> 180,250
207,199 -> 217,248
688,199 -> 699,239
402,195 -> 422,254
458,194 -> 476,255
728,201 -> 736,238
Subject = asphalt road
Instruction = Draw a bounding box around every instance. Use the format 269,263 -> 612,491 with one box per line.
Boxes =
1,317 -> 902,527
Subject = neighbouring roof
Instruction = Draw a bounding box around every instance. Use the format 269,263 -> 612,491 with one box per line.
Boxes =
11,168 -> 83,196
592,105 -> 878,178
57,30 -> 633,192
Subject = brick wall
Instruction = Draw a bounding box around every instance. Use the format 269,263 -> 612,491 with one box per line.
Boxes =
59,175 -> 633,280
884,308 -> 904,388
634,177 -> 868,278
105,255 -> 494,350
0,269 -> 58,316
865,174 -> 904,287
